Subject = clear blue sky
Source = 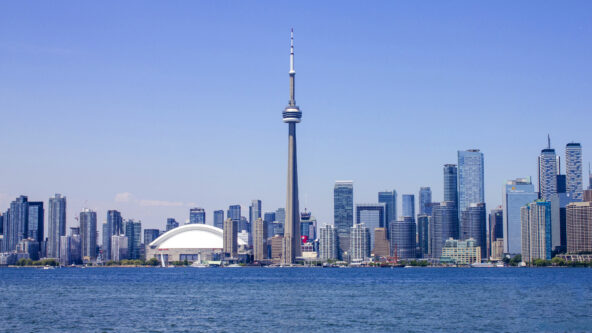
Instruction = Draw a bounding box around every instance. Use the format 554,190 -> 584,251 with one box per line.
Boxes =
1,1 -> 591,231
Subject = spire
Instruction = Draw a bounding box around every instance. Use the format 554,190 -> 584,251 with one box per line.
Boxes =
547,134 -> 551,149
289,28 -> 296,106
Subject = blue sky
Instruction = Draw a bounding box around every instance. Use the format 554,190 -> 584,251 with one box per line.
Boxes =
1,1 -> 591,230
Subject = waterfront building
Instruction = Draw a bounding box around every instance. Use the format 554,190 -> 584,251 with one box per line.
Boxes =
491,239 -> 504,261
213,210 -> 224,229
80,209 -> 97,260
319,224 -> 338,261
111,235 -> 128,262
443,164 -> 458,207
48,194 -> 67,258
144,229 -> 160,253
417,214 -> 430,258
460,203 -> 486,259
223,218 -> 238,258
402,194 -> 415,220
550,192 -> 577,252
566,193 -> 592,254
125,220 -> 142,260
378,190 -> 397,228
430,201 -> 458,259
334,181 -> 354,259
60,227 -> 82,266
489,207 -> 503,258
503,178 -> 538,255
253,218 -> 267,261
419,187 -> 432,216
249,200 -> 262,225
521,201 -> 552,263
166,218 -> 179,231
390,218 -> 417,260
27,202 -> 43,244
355,203 -> 386,250
3,196 -> 29,253
566,143 -> 583,200
270,235 -> 284,262
189,208 -> 206,224
538,138 -> 558,201
441,238 -> 481,265
350,223 -> 370,262
457,149 -> 485,218
372,227 -> 390,258
103,210 -> 122,260
17,238 -> 40,261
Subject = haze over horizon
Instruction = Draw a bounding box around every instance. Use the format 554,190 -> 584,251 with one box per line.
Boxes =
1,1 -> 591,230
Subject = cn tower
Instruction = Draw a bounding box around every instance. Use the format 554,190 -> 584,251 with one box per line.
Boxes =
282,28 -> 302,265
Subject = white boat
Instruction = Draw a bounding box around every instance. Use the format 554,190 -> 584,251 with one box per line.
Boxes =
471,262 -> 494,268
43,265 -> 54,270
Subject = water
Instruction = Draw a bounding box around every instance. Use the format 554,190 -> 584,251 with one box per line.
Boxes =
0,267 -> 591,332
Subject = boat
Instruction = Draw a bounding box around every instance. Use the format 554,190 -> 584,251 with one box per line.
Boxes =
43,265 -> 54,270
471,262 -> 494,268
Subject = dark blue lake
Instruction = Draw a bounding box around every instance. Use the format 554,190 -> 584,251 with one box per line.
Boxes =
0,267 -> 591,332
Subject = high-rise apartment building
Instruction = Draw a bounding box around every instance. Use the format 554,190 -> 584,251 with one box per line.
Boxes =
143,229 -> 160,247
334,181 -> 354,259
319,224 -> 338,261
566,143 -> 583,200
27,201 -> 43,244
390,218 -> 417,260
417,214 -> 429,258
350,223 -> 370,262
227,205 -> 241,222
457,149 -> 485,218
538,139 -> 558,201
103,210 -> 122,260
402,194 -> 415,220
460,203 -> 486,259
111,235 -> 128,262
125,220 -> 142,260
223,218 -> 238,258
378,190 -> 397,227
443,164 -> 458,207
355,203 -> 385,250
249,200 -> 262,224
166,218 -> 179,231
80,209 -> 97,260
430,201 -> 458,259
48,194 -> 66,258
213,210 -> 225,229
189,208 -> 206,224
2,196 -> 29,253
521,201 -> 552,263
419,187 -> 432,216
263,212 -> 276,237
566,193 -> 592,254
253,218 -> 267,261
489,207 -> 503,258
503,178 -> 538,255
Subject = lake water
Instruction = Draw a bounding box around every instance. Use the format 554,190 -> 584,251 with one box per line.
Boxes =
0,267 -> 591,332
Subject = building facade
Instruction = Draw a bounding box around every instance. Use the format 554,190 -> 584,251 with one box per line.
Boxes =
566,198 -> 592,254
378,190 -> 397,228
402,194 -> 415,220
334,181 -> 354,259
189,208 -> 206,224
503,178 -> 538,255
253,218 -> 267,261
372,227 -> 390,258
489,207 -> 503,258
350,223 -> 370,262
460,203 -> 486,259
430,201 -> 458,259
390,218 -> 417,260
417,214 -> 430,258
223,218 -> 237,258
319,224 -> 338,261
457,149 -> 485,217
80,209 -> 97,260
355,203 -> 385,250
419,187 -> 432,216
48,194 -> 67,259
565,143 -> 583,200
125,220 -> 142,260
538,142 -> 558,201
521,201 -> 552,263
441,238 -> 481,265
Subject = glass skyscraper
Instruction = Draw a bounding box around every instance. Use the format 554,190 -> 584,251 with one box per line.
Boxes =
103,210 -> 122,260
2,196 -> 29,252
125,220 -> 142,260
460,203 -> 487,259
249,200 -> 262,224
521,201 -> 552,262
419,187 -> 432,216
189,208 -> 206,224
166,218 -> 179,231
566,143 -> 583,200
390,217 -> 416,260
355,203 -> 385,250
430,201 -> 458,259
334,181 -> 354,259
503,178 -> 538,254
48,194 -> 66,258
443,164 -> 458,207
378,190 -> 397,226
538,142 -> 558,201
457,149 -> 485,216
27,201 -> 44,243
213,210 -> 225,229
80,208 -> 98,260
417,214 -> 429,257
402,194 -> 415,220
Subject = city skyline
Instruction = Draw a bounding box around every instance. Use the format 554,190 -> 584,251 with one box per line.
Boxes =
1,2 -> 592,231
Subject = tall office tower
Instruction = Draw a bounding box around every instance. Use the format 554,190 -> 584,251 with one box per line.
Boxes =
538,137 -> 558,201
48,194 -> 67,258
551,190 -> 578,253
143,229 -> 160,247
402,194 -> 415,220
503,178 -> 538,255
566,196 -> 592,254
166,218 -> 179,231
372,227 -> 390,258
334,181 -> 354,259
253,218 -> 267,261
27,201 -> 43,244
419,187 -> 433,216
213,210 -> 225,229
443,164 -> 458,206
417,214 -> 430,258
60,228 -> 82,266
319,224 -> 338,260
101,223 -> 110,260
378,190 -> 397,227
355,203 -> 386,250
460,203 -> 486,259
111,235 -> 128,262
80,209 -> 97,260
227,205 -> 241,222
457,149 -> 485,219
489,207 -> 503,258
275,208 -> 286,225
223,218 -> 238,258
103,210 -> 122,260
390,218 -> 417,260
125,220 -> 141,260
349,223 -> 370,261
249,200 -> 262,224
3,196 -> 29,253
566,143 -> 583,200
589,164 -> 592,190
521,201 -> 552,262
430,201 -> 458,259
189,208 -> 206,224
281,29 -> 304,265
556,174 -> 567,194
263,212 -> 276,237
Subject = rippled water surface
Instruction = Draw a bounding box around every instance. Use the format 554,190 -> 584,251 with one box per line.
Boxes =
1,267 -> 591,332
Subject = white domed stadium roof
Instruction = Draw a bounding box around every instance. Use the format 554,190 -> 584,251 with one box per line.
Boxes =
149,224 -> 246,249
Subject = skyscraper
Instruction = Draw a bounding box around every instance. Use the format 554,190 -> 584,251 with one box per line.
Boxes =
27,201 -> 44,244
334,181 -> 354,259
282,29 -> 303,265
227,205 -> 241,223
249,200 -> 262,224
3,196 -> 29,253
566,192 -> 592,254
419,187 -> 432,216
417,214 -> 430,258
350,223 -> 370,262
166,218 -> 179,231
402,194 -> 415,220
125,220 -> 142,260
143,229 -> 160,248
538,137 -> 558,201
443,164 -> 458,207
372,227 -> 390,258
189,208 -> 206,224
489,207 -> 503,258
223,218 -> 238,258
503,178 -> 538,254
48,194 -> 66,258
355,203 -> 385,250
213,210 -> 225,229
103,210 -> 122,260
80,208 -> 97,260
460,203 -> 486,259
319,224 -> 338,261
253,218 -> 267,262
457,149 -> 485,217
566,143 -> 583,200
378,190 -> 397,226
521,201 -> 552,262
430,201 -> 458,259
263,212 -> 276,237
390,218 -> 417,260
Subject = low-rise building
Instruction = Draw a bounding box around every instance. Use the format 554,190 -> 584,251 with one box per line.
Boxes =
441,238 -> 481,265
